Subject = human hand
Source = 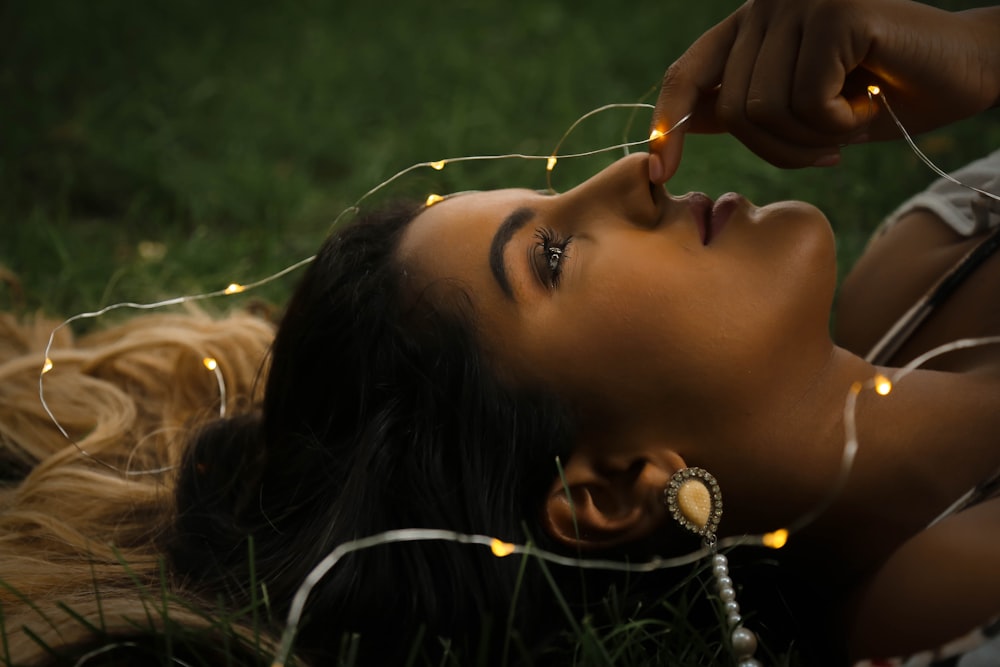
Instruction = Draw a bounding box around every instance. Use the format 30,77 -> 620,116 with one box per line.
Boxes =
648,0 -> 1000,183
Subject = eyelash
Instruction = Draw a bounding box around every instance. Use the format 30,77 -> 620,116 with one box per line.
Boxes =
533,226 -> 573,287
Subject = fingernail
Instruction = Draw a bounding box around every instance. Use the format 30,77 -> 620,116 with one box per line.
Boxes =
812,153 -> 840,167
848,132 -> 870,145
649,153 -> 664,183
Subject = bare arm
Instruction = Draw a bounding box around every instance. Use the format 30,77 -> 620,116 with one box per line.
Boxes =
836,201 -> 1000,373
847,495 -> 1000,660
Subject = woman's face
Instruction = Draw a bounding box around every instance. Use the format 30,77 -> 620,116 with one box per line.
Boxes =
397,153 -> 837,451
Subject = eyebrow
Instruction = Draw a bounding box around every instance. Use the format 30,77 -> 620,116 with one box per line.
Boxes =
489,206 -> 536,299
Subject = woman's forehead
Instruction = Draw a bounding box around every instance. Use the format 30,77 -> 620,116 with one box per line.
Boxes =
401,188 -> 542,257
417,187 -> 545,220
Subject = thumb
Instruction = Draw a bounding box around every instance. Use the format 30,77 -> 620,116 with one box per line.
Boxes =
649,12 -> 740,184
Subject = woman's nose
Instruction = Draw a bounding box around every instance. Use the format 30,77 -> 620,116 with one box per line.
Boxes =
565,152 -> 649,195
560,153 -> 661,227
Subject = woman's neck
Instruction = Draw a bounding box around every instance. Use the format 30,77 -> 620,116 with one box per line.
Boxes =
830,359 -> 1000,568
799,351 -> 1000,572
717,344 -> 1000,577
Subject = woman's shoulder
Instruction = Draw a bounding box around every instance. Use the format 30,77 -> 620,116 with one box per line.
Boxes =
835,151 -> 1000,369
847,495 -> 1000,663
874,149 -> 1000,242
854,617 -> 1000,667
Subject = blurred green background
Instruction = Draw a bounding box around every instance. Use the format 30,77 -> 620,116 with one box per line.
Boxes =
2,0 -> 997,317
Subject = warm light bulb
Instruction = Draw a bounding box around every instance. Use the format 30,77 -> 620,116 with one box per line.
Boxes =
224,283 -> 245,294
425,194 -> 444,207
202,357 -> 218,371
649,128 -> 666,142
430,160 -> 446,171
867,85 -> 881,96
42,358 -> 54,374
874,374 -> 892,396
546,156 -> 558,172
490,538 -> 515,557
762,528 -> 788,549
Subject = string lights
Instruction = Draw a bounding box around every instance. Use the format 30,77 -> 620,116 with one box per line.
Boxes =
28,84 -> 1000,665
269,526 -> 790,667
270,334 -> 1000,667
35,101 -> 675,476
202,356 -> 228,418
272,88 -> 1000,664
36,255 -> 313,475
869,85 -> 1000,206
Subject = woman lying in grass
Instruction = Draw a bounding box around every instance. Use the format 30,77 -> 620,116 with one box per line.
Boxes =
2,0 -> 999,665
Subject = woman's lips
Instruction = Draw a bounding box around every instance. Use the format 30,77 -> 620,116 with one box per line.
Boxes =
685,193 -> 713,245
709,192 -> 743,244
685,191 -> 745,245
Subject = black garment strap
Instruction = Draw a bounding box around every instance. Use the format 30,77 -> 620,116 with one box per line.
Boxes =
865,224 -> 1000,365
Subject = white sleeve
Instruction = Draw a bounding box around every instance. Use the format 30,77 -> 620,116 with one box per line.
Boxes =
874,150 -> 1000,241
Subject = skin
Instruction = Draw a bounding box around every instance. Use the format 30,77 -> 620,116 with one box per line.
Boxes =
398,153 -> 845,541
647,0 -> 1000,180
836,208 -> 1000,656
398,152 -> 1000,659
838,209 -> 1000,374
400,152 -> 837,442
638,0 -> 1000,655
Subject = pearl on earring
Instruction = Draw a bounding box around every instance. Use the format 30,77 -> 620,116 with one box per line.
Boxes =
664,467 -> 762,666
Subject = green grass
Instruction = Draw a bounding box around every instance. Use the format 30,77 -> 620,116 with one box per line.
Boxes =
3,0 -> 996,316
1,545 -> 789,667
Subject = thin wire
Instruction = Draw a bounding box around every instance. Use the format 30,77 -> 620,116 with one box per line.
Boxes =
37,256 -> 313,476
270,90 -> 1000,662
73,642 -> 139,667
544,103 -> 652,191
545,107 -> 690,192
892,335 -> 1000,385
788,334 -> 1000,537
34,102 -> 682,476
791,88 -> 1000,531
873,89 -> 1000,204
784,381 -> 863,536
271,333 -> 1000,665
269,527 -> 766,667
32,87 -> 1000,664
210,363 -> 227,418
73,643 -> 195,667
366,135 -> 658,204
864,225 -> 1000,364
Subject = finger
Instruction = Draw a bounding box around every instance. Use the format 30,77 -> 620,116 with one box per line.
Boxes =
839,73 -> 880,134
712,14 -> 843,166
647,126 -> 684,186
649,11 -> 742,183
649,11 -> 742,133
711,11 -> 847,159
727,118 -> 843,168
712,5 -> 765,135
791,6 -> 872,135
744,20 -> 846,148
843,80 -> 911,144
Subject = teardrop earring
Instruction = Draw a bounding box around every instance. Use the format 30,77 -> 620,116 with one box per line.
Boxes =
664,467 -> 762,667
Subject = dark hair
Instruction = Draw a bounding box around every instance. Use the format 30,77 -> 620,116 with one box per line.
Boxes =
169,202 -> 579,663
167,202 -> 846,666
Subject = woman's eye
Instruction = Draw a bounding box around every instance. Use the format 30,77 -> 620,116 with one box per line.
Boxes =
533,227 -> 573,287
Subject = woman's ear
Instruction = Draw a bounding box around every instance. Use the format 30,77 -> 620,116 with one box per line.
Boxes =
542,447 -> 686,550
